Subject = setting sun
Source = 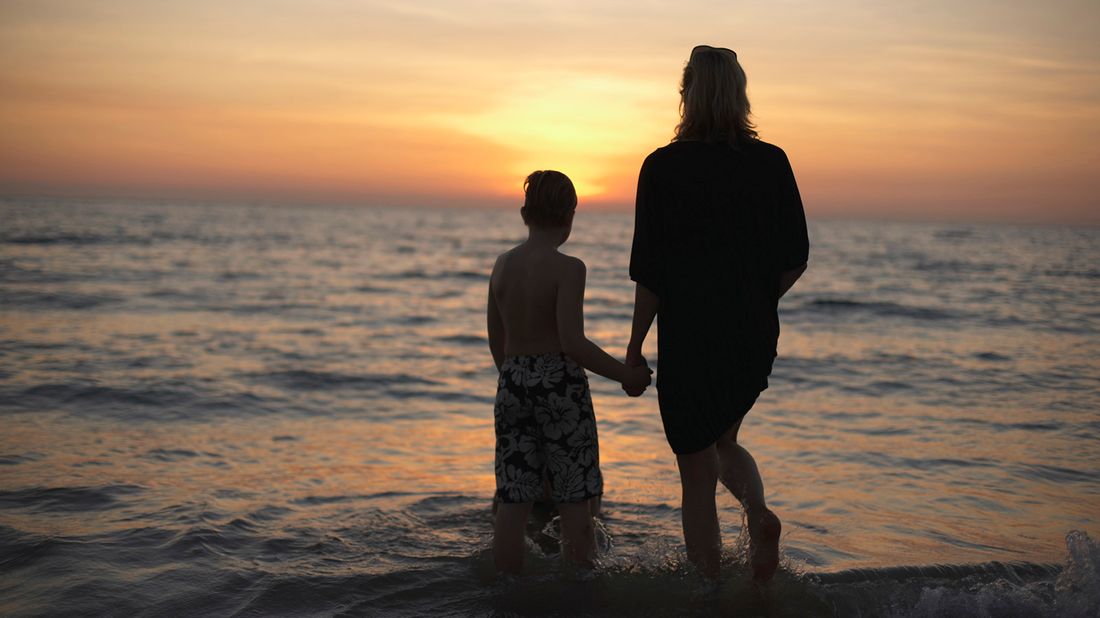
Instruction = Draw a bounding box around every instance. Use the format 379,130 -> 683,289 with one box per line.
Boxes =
2,2 -> 1098,614
433,71 -> 672,198
1,0 -> 1098,221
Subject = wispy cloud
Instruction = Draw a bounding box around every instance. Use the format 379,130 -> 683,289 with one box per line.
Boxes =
1,0 -> 1098,221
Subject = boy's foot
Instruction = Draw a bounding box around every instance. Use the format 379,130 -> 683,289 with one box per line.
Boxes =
748,509 -> 781,582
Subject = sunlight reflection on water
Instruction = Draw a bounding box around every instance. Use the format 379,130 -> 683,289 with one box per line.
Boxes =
1,199 -> 1098,615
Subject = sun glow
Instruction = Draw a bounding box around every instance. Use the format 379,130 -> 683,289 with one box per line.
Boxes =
432,72 -> 671,199
1,1 -> 1098,222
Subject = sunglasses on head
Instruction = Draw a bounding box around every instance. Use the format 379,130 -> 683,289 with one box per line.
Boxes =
691,45 -> 737,58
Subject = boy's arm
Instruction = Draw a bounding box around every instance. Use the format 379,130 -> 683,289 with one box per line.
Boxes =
487,280 -> 506,372
626,283 -> 659,367
557,259 -> 641,384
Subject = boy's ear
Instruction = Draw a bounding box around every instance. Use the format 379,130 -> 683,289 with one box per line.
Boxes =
520,206 -> 530,225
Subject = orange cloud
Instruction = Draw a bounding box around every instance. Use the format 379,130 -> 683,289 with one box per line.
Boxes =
1,1 -> 1098,222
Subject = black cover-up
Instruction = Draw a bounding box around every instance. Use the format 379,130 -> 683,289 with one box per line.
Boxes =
629,139 -> 809,454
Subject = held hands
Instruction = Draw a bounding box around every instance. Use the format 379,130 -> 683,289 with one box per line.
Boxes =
622,347 -> 652,397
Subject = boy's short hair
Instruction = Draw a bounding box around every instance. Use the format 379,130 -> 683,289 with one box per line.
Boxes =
521,170 -> 577,228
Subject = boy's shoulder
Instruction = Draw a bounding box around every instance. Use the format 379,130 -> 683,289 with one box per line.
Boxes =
492,246 -> 515,266
496,245 -> 585,265
553,250 -> 586,276
555,248 -> 584,264
490,246 -> 584,276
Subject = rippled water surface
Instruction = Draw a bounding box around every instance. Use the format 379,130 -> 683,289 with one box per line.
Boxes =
1,199 -> 1098,616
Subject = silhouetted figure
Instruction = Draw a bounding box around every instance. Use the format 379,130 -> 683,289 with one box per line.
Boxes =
625,45 -> 809,582
487,170 -> 652,574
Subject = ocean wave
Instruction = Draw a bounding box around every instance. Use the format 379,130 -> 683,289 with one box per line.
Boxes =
1043,268 -> 1100,280
933,227 -> 976,240
354,284 -> 399,294
385,389 -> 494,405
3,233 -> 149,246
796,298 -> 961,321
216,270 -> 265,282
142,448 -> 224,462
0,452 -> 45,465
585,311 -> 633,322
943,416 -> 1065,433
144,287 -> 212,302
381,268 -> 489,282
2,375 -> 488,421
0,484 -> 144,512
914,258 -> 1000,274
2,202 -> 1097,617
250,369 -> 440,392
0,487 -> 1095,617
13,382 -> 196,409
817,532 -> 1098,618
835,450 -> 1000,472
398,314 -> 436,325
437,334 -> 488,346
0,262 -> 81,284
220,301 -> 320,314
0,289 -> 124,310
1013,463 -> 1099,485
1,380 -> 281,421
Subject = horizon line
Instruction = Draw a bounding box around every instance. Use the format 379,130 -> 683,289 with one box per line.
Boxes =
2,192 -> 1097,229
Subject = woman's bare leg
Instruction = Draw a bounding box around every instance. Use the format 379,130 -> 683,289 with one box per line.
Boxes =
676,446 -> 721,578
715,421 -> 781,581
715,420 -> 766,513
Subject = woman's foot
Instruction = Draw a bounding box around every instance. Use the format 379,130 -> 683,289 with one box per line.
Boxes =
748,509 -> 781,582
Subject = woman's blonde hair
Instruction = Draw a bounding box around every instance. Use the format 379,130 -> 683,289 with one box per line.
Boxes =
674,45 -> 757,145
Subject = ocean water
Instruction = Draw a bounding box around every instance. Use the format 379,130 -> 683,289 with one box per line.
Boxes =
0,198 -> 1098,617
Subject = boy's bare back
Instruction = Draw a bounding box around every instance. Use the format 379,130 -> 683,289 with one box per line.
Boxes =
490,243 -> 583,357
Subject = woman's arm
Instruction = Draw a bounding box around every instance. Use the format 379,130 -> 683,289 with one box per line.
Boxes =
626,283 -> 659,366
773,148 -> 809,298
627,154 -> 661,370
778,262 -> 807,299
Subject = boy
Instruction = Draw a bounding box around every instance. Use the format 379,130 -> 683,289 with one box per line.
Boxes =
487,170 -> 652,573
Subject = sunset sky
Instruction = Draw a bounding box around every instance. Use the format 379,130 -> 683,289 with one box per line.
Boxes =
2,0 -> 1098,223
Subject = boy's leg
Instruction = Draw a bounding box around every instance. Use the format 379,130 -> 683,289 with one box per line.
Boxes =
546,356 -> 601,568
676,446 -> 721,578
494,501 -> 534,574
715,420 -> 781,581
556,501 -> 596,568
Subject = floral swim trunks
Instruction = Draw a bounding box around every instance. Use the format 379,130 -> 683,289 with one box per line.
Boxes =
494,352 -> 603,504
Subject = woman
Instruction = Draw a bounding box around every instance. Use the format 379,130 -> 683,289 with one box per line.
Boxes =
626,45 -> 808,582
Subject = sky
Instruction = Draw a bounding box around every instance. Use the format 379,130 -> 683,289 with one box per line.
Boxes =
1,0 -> 1098,223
